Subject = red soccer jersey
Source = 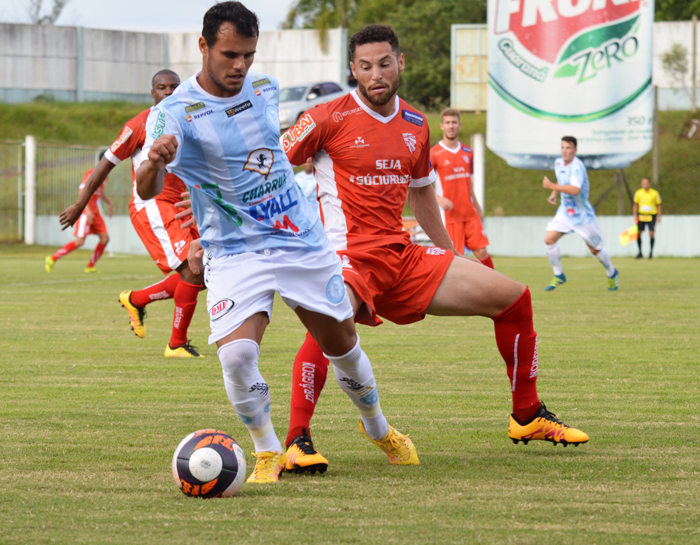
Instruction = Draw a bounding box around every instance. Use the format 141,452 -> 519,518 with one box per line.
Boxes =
430,141 -> 476,224
79,168 -> 104,214
282,90 -> 434,251
104,107 -> 186,211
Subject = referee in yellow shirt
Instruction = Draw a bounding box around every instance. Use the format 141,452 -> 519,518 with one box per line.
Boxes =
633,177 -> 662,259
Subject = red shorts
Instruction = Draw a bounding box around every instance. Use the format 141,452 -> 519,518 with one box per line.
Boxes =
130,200 -> 200,274
339,243 -> 454,327
74,211 -> 107,237
446,217 -> 489,254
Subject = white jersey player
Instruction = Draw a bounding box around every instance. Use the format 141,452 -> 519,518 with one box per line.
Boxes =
543,136 -> 619,291
135,1 -> 417,485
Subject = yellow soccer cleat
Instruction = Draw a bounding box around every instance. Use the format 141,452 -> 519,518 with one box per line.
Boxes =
508,403 -> 589,447
84,266 -> 98,273
164,341 -> 204,358
118,291 -> 146,338
284,431 -> 328,474
360,421 -> 420,465
246,451 -> 286,483
45,256 -> 55,273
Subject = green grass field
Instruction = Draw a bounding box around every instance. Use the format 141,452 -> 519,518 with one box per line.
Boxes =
2,244 -> 699,544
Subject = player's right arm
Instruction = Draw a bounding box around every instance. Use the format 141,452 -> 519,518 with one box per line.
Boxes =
136,135 -> 177,199
59,158 -> 115,229
281,106 -> 330,167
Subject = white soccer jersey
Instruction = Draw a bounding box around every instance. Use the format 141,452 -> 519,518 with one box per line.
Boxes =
142,72 -> 328,257
553,156 -> 595,226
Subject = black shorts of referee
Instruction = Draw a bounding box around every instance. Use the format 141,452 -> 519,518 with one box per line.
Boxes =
638,214 -> 657,232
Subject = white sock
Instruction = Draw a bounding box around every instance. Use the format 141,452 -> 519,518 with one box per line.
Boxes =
595,248 -> 615,277
217,339 -> 282,454
546,243 -> 563,276
325,338 -> 389,441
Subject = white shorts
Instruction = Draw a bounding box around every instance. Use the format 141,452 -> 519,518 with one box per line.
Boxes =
204,245 -> 353,344
546,213 -> 604,251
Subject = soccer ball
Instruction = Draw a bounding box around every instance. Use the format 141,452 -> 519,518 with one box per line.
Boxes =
172,429 -> 246,498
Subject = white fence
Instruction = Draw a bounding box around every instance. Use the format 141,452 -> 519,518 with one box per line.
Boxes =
0,23 -> 347,103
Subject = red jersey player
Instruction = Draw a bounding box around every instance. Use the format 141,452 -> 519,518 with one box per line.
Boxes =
278,25 -> 589,473
430,108 -> 493,268
46,157 -> 113,273
59,70 -> 204,358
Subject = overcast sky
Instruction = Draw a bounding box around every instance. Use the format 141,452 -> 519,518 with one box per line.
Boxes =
0,0 -> 295,32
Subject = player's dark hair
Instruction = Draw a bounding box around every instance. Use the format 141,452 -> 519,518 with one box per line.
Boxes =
562,136 -> 577,148
441,108 -> 460,120
202,1 -> 259,47
151,69 -> 180,89
349,24 -> 400,60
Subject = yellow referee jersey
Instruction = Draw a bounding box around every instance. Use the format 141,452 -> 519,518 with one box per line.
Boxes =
634,188 -> 661,221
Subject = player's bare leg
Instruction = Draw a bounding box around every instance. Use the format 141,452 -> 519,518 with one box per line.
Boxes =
472,247 -> 494,269
427,256 -> 589,446
544,230 -> 567,291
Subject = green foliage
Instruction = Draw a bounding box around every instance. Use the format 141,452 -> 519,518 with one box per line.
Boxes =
655,0 -> 700,21
661,43 -> 690,96
2,245 -> 700,544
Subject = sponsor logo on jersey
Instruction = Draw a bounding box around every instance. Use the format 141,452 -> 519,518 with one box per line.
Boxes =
332,107 -> 362,123
252,78 -> 271,88
243,148 -> 274,179
242,172 -> 288,203
188,109 -> 214,122
248,189 -> 299,221
444,159 -> 451,165
226,100 -> 253,117
111,126 -> 133,152
254,89 -> 262,96
185,102 -> 205,113
152,112 -> 166,140
186,115 -> 193,122
350,136 -> 370,149
462,145 -> 472,153
402,109 -> 424,126
403,133 -> 417,154
348,174 -> 411,186
376,159 -> 402,170
281,113 -> 316,152
210,299 -> 235,321
325,274 -> 345,304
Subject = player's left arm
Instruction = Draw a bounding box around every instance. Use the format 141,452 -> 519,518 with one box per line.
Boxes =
469,183 -> 484,220
408,184 -> 456,252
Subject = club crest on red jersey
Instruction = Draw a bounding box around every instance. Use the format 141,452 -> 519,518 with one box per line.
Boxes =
402,133 -> 417,154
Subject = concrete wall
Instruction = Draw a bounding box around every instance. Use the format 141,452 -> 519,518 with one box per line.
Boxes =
36,214 -> 700,258
0,24 -> 346,103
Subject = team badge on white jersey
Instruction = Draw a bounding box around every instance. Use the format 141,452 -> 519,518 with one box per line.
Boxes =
244,149 -> 274,179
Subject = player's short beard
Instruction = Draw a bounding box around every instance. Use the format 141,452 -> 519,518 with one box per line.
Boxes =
357,74 -> 401,107
206,55 -> 244,96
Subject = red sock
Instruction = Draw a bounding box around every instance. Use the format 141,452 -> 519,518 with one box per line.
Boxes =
170,280 -> 201,348
493,287 -> 541,422
480,255 -> 494,269
285,332 -> 330,447
130,274 -> 181,308
52,241 -> 77,261
88,242 -> 107,268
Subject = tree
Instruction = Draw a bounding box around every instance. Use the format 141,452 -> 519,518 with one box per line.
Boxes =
655,0 -> 700,21
662,43 -> 692,101
27,0 -> 70,25
284,0 -> 358,51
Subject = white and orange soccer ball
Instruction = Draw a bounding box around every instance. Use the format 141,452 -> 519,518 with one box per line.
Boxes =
172,429 -> 246,498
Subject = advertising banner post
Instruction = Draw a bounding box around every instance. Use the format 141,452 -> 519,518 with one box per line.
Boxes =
487,0 -> 654,170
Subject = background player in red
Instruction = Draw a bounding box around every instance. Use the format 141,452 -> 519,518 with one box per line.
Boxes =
280,25 -> 589,473
46,156 -> 113,273
431,108 -> 494,269
59,70 -> 205,358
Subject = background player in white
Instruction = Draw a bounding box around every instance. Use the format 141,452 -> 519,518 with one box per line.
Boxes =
135,1 -> 416,483
294,158 -> 319,215
543,136 -> 619,291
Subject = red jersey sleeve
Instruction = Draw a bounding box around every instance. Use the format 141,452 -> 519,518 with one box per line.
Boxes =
105,109 -> 149,165
408,121 -> 435,188
429,146 -> 438,173
281,105 -> 330,167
